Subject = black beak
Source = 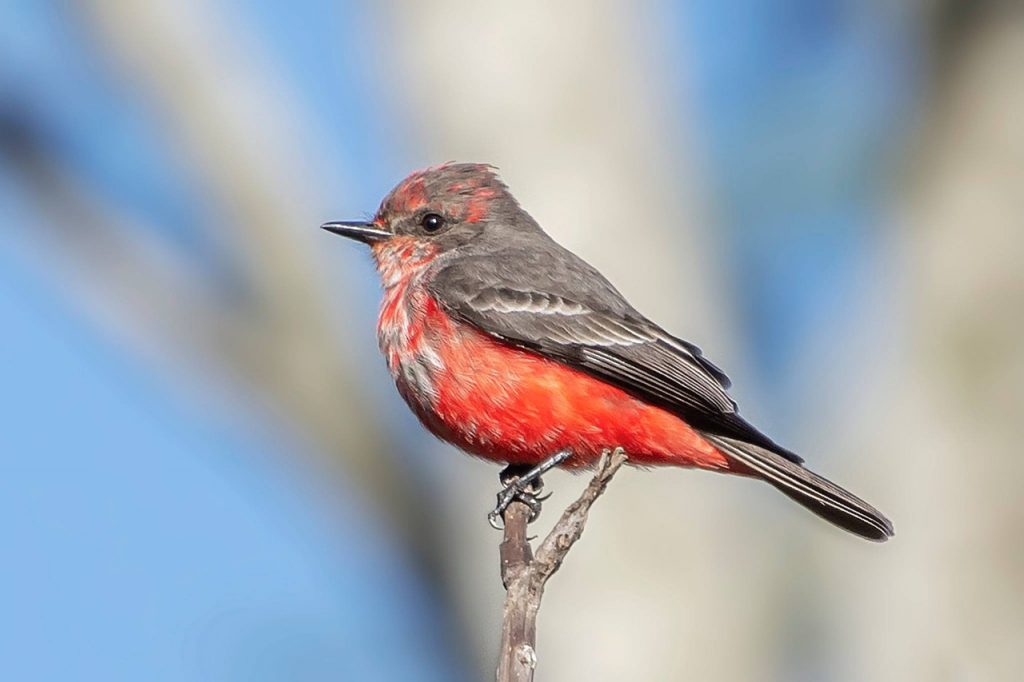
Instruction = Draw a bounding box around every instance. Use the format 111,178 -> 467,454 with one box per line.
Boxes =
320,220 -> 392,244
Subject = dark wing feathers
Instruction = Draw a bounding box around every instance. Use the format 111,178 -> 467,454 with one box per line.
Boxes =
429,256 -> 802,464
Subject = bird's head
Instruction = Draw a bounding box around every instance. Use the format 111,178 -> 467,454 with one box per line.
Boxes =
322,163 -> 525,257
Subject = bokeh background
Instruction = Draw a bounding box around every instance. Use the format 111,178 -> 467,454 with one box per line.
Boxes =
2,2 -> 1022,680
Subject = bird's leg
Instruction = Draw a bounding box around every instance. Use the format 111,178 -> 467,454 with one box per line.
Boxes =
488,449 -> 572,529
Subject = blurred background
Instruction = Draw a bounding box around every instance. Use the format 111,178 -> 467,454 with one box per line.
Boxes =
2,1 -> 1022,680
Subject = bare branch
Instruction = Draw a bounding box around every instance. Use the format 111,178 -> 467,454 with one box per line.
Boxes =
532,449 -> 629,587
496,448 -> 629,682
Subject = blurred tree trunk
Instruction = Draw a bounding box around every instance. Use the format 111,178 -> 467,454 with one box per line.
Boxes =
849,7 -> 1024,680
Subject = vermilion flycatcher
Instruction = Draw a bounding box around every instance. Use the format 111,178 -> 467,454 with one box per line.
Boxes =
323,163 -> 893,541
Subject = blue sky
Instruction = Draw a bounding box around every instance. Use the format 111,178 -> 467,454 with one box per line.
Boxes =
0,238 -> 465,681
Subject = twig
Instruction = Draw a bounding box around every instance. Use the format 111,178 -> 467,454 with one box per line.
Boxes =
496,448 -> 629,682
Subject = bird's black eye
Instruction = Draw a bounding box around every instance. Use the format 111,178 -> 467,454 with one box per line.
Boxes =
420,213 -> 446,233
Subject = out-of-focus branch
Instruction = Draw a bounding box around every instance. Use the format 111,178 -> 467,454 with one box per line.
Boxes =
496,448 -> 628,682
80,1 -> 394,492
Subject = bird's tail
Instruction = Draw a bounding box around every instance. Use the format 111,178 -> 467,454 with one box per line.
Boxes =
704,434 -> 894,542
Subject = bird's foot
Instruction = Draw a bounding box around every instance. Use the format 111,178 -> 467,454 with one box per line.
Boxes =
487,449 -> 572,529
488,469 -> 548,529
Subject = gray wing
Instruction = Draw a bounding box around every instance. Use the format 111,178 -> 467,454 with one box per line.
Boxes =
428,250 -> 802,463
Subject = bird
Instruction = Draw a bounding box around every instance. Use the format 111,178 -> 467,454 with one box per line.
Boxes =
322,163 -> 893,541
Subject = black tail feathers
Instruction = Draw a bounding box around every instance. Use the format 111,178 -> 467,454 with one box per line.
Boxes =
705,434 -> 894,542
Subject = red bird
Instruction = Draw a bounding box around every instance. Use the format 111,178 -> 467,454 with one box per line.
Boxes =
323,163 -> 893,541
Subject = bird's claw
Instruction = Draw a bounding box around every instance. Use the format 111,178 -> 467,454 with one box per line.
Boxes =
488,484 -> 547,529
487,450 -> 571,529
